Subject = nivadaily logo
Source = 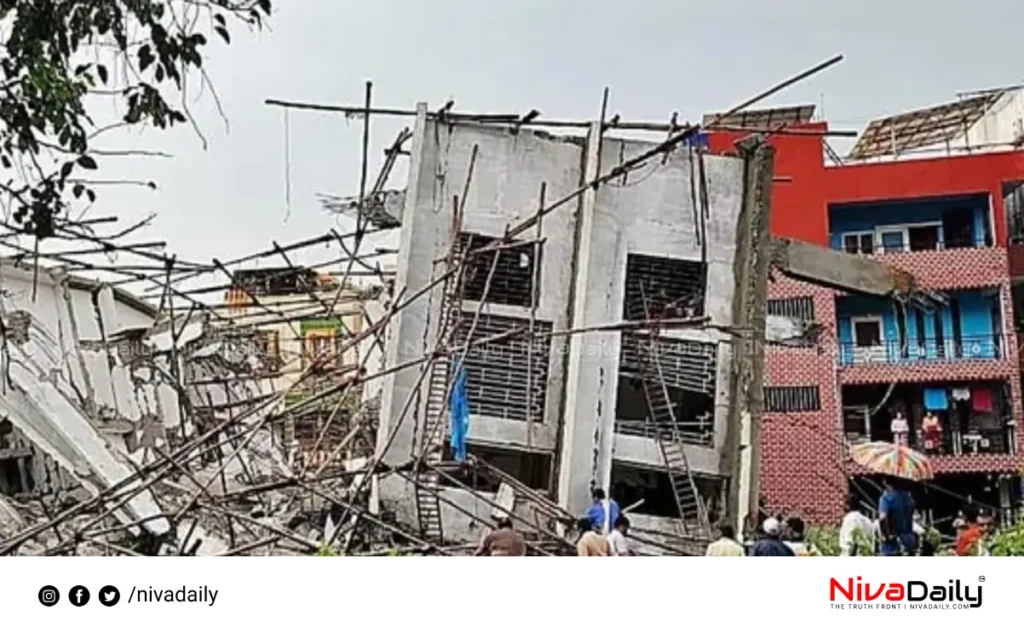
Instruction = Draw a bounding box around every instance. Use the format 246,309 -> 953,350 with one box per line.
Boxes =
830,576 -> 984,610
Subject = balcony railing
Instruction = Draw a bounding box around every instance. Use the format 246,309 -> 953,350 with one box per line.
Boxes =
839,236 -> 991,256
838,336 -> 1003,366
875,237 -> 989,253
614,419 -> 714,447
845,424 -> 1016,457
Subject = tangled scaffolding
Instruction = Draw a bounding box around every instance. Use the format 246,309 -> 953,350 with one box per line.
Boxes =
0,55 -> 852,556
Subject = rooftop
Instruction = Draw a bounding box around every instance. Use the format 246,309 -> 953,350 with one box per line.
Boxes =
848,92 -> 1006,160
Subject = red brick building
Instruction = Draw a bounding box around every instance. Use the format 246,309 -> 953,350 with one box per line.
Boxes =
709,104 -> 1024,527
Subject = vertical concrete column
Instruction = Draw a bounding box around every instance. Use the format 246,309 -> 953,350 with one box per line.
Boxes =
722,137 -> 775,534
374,103 -> 442,466
556,123 -> 619,516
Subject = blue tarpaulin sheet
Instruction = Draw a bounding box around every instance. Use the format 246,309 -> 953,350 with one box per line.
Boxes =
449,367 -> 469,462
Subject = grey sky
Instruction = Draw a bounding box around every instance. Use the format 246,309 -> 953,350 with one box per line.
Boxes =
46,0 -> 1024,276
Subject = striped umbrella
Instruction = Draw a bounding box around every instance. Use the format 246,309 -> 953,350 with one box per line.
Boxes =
849,441 -> 934,481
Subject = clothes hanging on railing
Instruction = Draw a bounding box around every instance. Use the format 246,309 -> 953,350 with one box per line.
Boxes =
951,387 -> 971,402
971,387 -> 994,413
923,387 -> 948,412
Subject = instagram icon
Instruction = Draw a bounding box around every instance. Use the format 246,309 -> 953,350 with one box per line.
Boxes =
38,585 -> 60,607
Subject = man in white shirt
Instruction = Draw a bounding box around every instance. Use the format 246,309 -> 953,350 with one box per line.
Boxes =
706,524 -> 745,556
607,515 -> 633,555
839,497 -> 876,556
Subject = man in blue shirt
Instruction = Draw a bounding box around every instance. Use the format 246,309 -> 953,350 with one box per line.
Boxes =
585,488 -> 620,535
878,478 -> 918,556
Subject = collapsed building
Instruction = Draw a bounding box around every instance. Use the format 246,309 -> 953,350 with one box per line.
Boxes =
0,259 -> 308,554
365,104 -> 931,553
368,107 -> 765,552
1,55 -> 945,555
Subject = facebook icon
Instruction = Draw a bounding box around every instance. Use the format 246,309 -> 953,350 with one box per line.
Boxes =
68,585 -> 90,607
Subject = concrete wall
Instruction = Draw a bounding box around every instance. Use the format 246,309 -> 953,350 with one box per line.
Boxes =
560,132 -> 746,515
377,107 -> 750,526
376,107 -> 584,466
0,262 -> 172,533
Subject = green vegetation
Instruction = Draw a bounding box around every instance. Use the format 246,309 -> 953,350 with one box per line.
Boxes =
985,521 -> 1024,556
314,542 -> 340,556
806,525 -> 875,556
0,1 -> 272,238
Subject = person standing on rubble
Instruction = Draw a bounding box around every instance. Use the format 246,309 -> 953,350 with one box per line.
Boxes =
585,488 -> 620,535
474,517 -> 526,556
575,518 -> 611,556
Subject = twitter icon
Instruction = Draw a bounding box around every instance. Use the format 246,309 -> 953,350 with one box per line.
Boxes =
98,585 -> 120,607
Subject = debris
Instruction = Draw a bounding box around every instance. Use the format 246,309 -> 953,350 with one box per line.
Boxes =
1,55 -> 887,556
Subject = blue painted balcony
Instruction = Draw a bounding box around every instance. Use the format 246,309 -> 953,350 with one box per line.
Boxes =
836,290 -> 1004,367
830,194 -> 993,256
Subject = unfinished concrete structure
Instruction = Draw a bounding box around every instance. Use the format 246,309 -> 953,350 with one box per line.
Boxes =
7,56 -> 946,556
373,104 -> 769,546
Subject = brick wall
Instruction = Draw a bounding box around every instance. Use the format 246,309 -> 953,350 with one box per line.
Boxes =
761,247 -> 1024,524
761,277 -> 845,523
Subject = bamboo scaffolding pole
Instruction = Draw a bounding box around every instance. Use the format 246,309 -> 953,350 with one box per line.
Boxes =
0,54 -> 848,558
264,99 -> 857,137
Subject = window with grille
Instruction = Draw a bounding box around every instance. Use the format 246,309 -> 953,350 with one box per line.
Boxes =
458,233 -> 538,308
766,296 -> 815,321
622,253 -> 707,321
764,386 -> 820,412
451,313 -> 552,423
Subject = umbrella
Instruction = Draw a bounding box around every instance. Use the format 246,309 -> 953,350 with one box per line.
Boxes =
849,441 -> 934,481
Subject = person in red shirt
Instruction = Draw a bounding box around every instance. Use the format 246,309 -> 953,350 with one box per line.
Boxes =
955,508 -> 983,556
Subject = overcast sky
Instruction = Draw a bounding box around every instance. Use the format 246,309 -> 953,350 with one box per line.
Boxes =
23,0 -> 1023,283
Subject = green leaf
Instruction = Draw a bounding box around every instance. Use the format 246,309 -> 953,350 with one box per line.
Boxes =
1,0 -> 273,233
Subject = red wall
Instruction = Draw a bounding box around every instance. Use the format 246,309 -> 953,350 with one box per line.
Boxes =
824,152 -> 1024,247
708,124 -> 829,245
708,125 -> 1024,523
709,126 -> 1024,246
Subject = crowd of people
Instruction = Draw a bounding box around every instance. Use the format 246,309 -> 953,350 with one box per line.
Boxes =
703,515 -> 822,556
705,476 -> 996,557
472,479 -> 998,557
474,488 -> 635,556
